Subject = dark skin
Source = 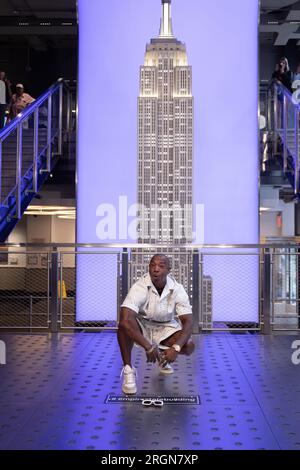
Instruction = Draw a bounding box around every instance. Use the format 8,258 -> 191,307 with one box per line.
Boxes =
16,86 -> 24,96
117,254 -> 195,367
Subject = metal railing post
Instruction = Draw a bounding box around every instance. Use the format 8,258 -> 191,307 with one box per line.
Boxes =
121,248 -> 129,305
66,89 -> 71,134
33,109 -> 39,193
0,140 -> 2,204
283,94 -> 288,172
16,124 -> 22,219
59,252 -> 63,327
47,252 -> 50,326
192,249 -> 200,334
199,252 -> 203,331
46,94 -> 52,172
297,249 -> 300,330
50,248 -> 59,333
262,248 -> 272,334
295,108 -> 299,194
267,88 -> 272,132
29,295 -> 33,331
58,83 -> 63,155
273,84 -> 278,155
117,253 -> 121,322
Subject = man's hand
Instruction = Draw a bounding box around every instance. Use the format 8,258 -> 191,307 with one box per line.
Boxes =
159,347 -> 178,366
146,345 -> 160,363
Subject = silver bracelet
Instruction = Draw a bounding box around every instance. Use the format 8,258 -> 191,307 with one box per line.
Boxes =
146,344 -> 156,354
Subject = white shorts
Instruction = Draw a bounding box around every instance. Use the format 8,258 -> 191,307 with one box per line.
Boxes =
136,317 -> 182,350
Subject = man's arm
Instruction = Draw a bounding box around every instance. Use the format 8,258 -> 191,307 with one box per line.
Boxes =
174,314 -> 193,348
160,314 -> 193,364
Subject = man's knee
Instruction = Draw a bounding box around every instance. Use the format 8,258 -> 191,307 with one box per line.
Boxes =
181,339 -> 195,356
118,308 -> 137,330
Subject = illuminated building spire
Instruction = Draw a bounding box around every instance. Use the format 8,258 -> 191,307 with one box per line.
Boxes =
159,0 -> 174,38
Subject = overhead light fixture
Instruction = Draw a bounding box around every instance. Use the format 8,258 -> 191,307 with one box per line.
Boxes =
24,205 -> 76,216
26,205 -> 75,211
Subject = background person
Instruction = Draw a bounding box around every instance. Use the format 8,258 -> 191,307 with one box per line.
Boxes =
8,84 -> 35,121
271,57 -> 292,92
0,71 -> 12,128
271,58 -> 293,128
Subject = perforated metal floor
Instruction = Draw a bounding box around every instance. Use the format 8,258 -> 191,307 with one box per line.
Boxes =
0,331 -> 300,450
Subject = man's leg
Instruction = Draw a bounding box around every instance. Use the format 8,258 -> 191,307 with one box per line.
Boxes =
117,308 -> 143,367
118,308 -> 149,395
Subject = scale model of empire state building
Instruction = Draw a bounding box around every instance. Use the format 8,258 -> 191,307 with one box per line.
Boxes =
132,0 -> 194,286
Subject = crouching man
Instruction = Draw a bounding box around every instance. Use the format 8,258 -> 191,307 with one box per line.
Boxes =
118,254 -> 195,394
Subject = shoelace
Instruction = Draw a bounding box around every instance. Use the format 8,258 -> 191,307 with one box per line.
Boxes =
160,362 -> 171,368
120,366 -> 138,380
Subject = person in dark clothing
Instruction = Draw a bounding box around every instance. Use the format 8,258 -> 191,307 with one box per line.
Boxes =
271,58 -> 294,128
271,57 -> 292,92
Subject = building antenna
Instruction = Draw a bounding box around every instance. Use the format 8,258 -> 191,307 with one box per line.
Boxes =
159,0 -> 174,38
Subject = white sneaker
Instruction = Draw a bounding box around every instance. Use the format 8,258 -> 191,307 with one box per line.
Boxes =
121,365 -> 137,394
159,362 -> 174,375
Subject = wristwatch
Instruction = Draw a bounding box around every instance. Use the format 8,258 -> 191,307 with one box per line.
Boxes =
172,344 -> 181,353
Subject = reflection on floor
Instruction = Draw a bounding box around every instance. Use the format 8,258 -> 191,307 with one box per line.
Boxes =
0,331 -> 300,450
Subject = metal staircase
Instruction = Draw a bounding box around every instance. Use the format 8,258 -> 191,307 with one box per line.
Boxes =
263,82 -> 300,196
0,78 -> 73,241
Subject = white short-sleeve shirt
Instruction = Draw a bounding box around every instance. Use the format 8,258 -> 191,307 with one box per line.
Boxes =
0,81 -> 6,105
121,273 -> 192,327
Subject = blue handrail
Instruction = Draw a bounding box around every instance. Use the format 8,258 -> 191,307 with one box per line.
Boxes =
272,81 -> 300,107
271,81 -> 300,194
0,78 -> 64,142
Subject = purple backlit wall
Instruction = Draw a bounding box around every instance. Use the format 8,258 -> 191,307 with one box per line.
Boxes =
77,0 -> 259,322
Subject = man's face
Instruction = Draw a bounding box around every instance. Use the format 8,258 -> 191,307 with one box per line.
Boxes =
0,72 -> 5,81
16,87 -> 23,95
149,256 -> 170,286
